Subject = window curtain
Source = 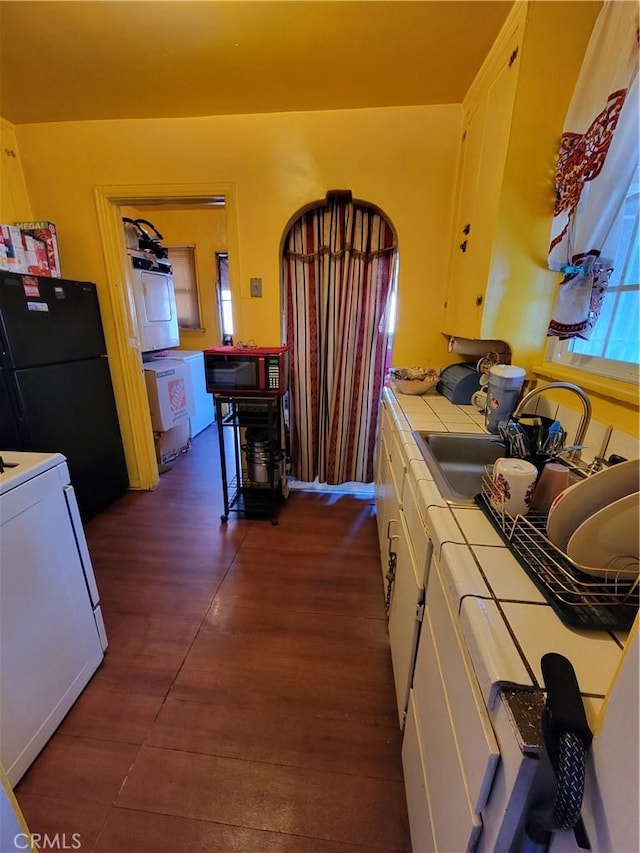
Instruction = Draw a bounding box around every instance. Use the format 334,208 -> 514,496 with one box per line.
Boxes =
547,0 -> 639,339
283,193 -> 396,484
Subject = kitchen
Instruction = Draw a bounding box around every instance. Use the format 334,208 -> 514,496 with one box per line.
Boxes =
1,1 -> 638,851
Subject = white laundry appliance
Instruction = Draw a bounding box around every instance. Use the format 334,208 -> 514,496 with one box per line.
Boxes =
0,450 -> 107,786
128,251 -> 179,354
166,350 -> 214,437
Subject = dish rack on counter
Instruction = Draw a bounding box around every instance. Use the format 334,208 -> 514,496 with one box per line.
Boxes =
475,465 -> 639,632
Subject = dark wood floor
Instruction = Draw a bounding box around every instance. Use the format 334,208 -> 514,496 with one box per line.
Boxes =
15,426 -> 410,852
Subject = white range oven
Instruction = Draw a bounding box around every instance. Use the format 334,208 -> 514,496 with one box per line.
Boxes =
0,450 -> 107,786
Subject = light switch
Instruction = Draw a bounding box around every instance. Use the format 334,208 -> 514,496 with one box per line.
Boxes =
250,277 -> 262,298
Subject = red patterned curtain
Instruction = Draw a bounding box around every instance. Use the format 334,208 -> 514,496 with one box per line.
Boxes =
547,0 -> 639,339
283,193 -> 397,484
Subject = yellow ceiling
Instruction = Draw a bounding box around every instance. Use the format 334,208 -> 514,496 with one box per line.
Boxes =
0,1 -> 514,125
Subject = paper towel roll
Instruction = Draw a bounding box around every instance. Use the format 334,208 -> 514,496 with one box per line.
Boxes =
447,336 -> 511,359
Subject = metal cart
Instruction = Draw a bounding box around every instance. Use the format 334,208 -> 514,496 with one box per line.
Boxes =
214,394 -> 286,525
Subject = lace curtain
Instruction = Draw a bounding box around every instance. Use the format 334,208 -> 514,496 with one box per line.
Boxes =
547,0 -> 639,339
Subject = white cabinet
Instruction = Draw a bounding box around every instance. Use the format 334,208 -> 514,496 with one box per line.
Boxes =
402,691 -> 437,852
402,551 -> 499,852
375,402 -> 404,591
375,430 -> 400,592
407,606 -> 482,852
388,507 -> 423,726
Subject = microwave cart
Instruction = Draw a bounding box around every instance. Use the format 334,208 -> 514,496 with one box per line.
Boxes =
212,394 -> 288,525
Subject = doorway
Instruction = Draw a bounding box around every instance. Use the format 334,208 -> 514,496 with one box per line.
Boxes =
94,183 -> 240,491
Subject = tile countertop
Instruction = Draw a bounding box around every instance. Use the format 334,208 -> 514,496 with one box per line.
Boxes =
383,387 -> 632,739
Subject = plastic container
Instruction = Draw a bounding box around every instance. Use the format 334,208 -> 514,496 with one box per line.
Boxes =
485,365 -> 526,434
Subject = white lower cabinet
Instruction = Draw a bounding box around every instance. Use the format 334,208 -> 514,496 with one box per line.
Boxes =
388,507 -> 423,726
375,408 -> 403,592
402,690 -> 437,853
402,553 -> 499,852
425,557 -> 499,814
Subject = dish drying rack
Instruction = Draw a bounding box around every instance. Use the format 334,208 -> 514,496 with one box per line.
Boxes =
475,465 -> 639,632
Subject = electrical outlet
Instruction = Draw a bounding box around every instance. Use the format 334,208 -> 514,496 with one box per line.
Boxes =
250,277 -> 262,298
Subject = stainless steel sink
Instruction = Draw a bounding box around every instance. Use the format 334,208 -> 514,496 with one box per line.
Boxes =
412,431 -> 506,504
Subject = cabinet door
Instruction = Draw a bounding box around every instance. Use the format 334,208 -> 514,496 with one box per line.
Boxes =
402,690 -> 437,853
411,607 -> 482,852
427,557 -> 499,814
444,95 -> 486,338
388,508 -> 423,726
375,433 -> 400,590
375,428 -> 392,549
443,23 -> 521,339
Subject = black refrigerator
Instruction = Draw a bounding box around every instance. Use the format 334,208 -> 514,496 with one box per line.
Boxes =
0,271 -> 129,520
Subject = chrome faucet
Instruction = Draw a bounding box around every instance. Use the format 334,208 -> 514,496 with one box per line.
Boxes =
512,382 -> 592,463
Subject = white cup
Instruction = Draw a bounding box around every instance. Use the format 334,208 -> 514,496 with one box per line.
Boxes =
472,389 -> 488,411
490,457 -> 538,517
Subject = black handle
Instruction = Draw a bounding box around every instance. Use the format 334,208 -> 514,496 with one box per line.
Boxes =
541,653 -> 592,751
541,653 -> 592,849
134,219 -> 164,242
122,217 -> 145,236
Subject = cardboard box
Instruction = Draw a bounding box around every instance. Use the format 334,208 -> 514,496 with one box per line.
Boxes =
144,359 -> 194,432
154,420 -> 191,465
14,221 -> 61,277
22,233 -> 50,276
0,225 -> 27,273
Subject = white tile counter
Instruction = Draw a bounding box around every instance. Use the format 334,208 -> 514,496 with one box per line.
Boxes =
382,386 -> 632,732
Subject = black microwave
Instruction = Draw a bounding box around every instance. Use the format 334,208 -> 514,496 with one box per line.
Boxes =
204,346 -> 289,397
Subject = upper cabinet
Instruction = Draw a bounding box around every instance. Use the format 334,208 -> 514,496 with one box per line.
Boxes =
442,0 -> 602,367
443,11 -> 523,340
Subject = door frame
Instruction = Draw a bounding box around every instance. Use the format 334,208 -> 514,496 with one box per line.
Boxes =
94,182 -> 240,490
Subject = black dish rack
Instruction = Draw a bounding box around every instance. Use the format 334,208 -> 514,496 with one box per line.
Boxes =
475,467 -> 638,632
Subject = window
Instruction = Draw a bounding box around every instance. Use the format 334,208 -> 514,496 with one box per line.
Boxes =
167,245 -> 202,329
216,252 -> 234,338
547,173 -> 640,384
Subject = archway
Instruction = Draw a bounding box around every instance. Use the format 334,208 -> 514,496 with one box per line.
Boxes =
281,191 -> 398,485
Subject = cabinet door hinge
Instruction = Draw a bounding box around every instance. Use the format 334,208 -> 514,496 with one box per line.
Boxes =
508,46 -> 519,68
416,602 -> 425,623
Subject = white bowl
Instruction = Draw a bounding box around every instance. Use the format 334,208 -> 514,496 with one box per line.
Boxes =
566,491 -> 640,580
546,458 -> 640,553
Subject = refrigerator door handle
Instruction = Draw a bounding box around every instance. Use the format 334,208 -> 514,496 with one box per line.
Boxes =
63,484 -> 101,607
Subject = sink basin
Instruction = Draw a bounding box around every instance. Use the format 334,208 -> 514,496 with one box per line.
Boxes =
412,431 -> 506,504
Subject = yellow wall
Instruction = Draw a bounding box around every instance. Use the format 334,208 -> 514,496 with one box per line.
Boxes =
14,105 -> 462,370
0,119 -> 32,223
